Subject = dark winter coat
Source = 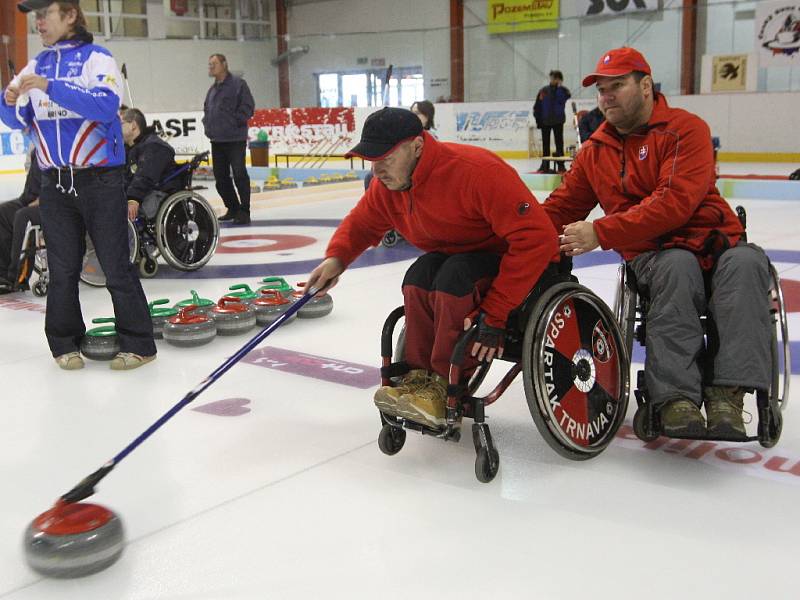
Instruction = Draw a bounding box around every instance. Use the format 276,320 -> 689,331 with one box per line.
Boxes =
533,84 -> 571,128
125,130 -> 178,202
202,73 -> 255,142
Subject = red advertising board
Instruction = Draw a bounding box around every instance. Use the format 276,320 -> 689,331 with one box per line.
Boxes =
248,108 -> 355,155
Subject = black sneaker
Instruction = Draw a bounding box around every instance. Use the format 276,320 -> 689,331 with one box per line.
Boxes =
218,210 -> 238,221
233,211 -> 251,225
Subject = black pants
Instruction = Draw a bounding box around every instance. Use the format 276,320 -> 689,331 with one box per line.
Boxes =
212,141 -> 251,214
540,124 -> 565,171
0,197 -> 24,283
40,167 -> 156,357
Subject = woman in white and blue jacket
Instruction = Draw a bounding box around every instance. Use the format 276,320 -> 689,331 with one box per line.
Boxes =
0,0 -> 155,371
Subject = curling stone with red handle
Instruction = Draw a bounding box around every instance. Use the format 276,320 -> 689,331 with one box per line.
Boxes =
163,305 -> 217,347
79,318 -> 121,361
210,296 -> 257,336
293,282 -> 333,318
252,289 -> 297,326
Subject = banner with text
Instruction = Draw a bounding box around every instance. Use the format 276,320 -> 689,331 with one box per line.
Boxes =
248,108 -> 356,155
486,0 -> 559,34
562,0 -> 658,18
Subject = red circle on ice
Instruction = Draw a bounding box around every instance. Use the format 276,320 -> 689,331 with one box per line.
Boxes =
215,234 -> 316,254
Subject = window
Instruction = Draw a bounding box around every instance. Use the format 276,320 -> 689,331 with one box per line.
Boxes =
317,68 -> 425,108
164,0 -> 271,41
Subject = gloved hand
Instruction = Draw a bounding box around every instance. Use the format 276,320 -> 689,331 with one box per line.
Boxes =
464,312 -> 505,363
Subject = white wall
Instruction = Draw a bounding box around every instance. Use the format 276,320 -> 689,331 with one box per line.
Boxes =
285,0 -> 451,107
27,35 -> 280,113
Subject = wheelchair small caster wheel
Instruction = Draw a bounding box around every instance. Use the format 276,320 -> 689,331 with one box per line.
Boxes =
758,406 -> 782,448
633,406 -> 659,442
378,424 -> 406,455
381,230 -> 399,248
475,446 -> 499,483
139,257 -> 158,278
33,281 -> 47,297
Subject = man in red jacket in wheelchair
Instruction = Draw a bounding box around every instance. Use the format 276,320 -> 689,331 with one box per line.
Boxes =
306,107 -> 559,429
544,47 -> 772,439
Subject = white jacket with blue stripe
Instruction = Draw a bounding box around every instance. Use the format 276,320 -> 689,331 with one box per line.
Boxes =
0,32 -> 124,170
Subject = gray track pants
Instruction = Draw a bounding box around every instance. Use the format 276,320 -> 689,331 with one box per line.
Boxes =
629,245 -> 771,407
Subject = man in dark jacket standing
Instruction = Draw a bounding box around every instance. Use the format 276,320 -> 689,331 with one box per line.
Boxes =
533,70 -> 571,173
203,54 -> 255,225
121,108 -> 179,221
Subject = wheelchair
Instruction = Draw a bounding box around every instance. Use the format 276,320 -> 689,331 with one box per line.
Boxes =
16,221 -> 48,297
377,259 -> 630,483
129,151 -> 219,279
613,206 -> 790,448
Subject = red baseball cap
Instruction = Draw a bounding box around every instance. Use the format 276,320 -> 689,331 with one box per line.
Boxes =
582,47 -> 652,87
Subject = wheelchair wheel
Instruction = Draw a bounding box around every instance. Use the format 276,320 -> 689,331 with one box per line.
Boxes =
80,220 -> 139,287
475,445 -> 500,483
378,424 -> 406,455
522,282 -> 629,461
138,257 -> 159,278
33,279 -> 48,297
614,264 -> 638,365
381,230 -> 400,248
768,262 -> 790,410
155,191 -> 219,271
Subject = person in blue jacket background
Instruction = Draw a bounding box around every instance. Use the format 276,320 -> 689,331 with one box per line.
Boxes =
533,70 -> 571,173
0,0 -> 155,371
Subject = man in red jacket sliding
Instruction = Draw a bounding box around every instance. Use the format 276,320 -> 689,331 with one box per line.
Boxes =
544,47 -> 771,439
306,107 -> 559,429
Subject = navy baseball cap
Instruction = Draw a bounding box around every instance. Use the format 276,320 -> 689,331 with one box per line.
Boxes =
18,0 -> 79,13
345,108 -> 423,161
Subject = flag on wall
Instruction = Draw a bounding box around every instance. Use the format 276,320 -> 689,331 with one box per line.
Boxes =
486,0 -> 559,34
756,1 -> 800,67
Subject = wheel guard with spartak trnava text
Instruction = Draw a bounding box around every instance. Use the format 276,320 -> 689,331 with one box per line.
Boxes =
526,284 -> 628,459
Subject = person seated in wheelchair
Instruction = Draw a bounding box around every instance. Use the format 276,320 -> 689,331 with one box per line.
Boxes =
543,47 -> 772,439
121,108 -> 180,222
306,107 -> 559,429
0,150 -> 41,293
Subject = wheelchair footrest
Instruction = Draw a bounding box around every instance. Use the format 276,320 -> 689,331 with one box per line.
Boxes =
657,431 -> 758,443
380,411 -> 461,442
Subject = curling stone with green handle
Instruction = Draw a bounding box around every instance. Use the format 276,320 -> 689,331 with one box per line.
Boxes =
293,282 -> 333,318
149,299 -> 179,340
224,283 -> 259,305
252,289 -> 297,326
211,297 -> 257,336
80,318 -> 120,361
257,276 -> 295,297
163,306 -> 217,347
173,290 -> 215,317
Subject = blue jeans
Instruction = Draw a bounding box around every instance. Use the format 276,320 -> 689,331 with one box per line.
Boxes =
39,167 -> 156,357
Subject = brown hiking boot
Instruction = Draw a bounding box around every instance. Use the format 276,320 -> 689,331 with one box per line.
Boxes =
659,398 -> 706,437
705,386 -> 746,438
396,373 -> 448,429
373,369 -> 429,416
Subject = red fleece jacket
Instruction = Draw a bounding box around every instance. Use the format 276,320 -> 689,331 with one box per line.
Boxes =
544,95 -> 743,265
326,132 -> 559,328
